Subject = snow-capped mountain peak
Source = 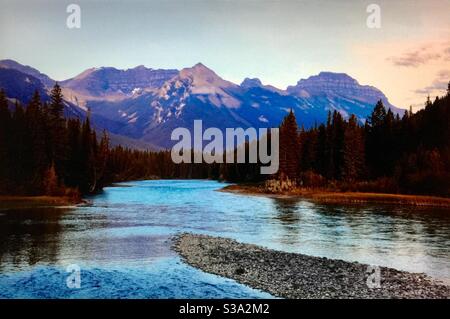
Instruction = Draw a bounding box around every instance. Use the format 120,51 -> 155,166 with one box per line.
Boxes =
156,63 -> 241,109
0,59 -> 404,149
178,63 -> 239,93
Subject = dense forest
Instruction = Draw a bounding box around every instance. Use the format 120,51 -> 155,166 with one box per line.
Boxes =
0,84 -> 222,197
0,82 -> 449,198
275,88 -> 450,197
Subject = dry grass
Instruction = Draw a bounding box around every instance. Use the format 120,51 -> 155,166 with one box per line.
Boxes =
221,184 -> 450,208
0,195 -> 82,209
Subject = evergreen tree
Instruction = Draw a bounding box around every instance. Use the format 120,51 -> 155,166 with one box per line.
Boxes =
65,118 -> 82,188
279,110 -> 300,180
365,100 -> 387,177
25,90 -> 48,192
342,115 -> 365,181
0,90 -> 11,192
1,86 -> 449,197
331,111 -> 345,179
49,83 -> 64,120
324,111 -> 335,179
315,124 -> 327,177
9,102 -> 27,192
48,83 -> 67,182
79,116 -> 95,193
94,130 -> 110,190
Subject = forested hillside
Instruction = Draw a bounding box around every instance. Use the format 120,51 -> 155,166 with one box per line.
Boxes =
0,83 -> 449,197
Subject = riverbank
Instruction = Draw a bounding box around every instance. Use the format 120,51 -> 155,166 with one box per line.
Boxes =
0,195 -> 83,209
173,233 -> 450,299
220,184 -> 450,208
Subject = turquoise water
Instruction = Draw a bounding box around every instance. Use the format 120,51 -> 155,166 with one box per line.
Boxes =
0,180 -> 449,298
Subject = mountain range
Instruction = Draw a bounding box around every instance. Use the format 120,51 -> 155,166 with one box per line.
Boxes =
0,59 -> 403,149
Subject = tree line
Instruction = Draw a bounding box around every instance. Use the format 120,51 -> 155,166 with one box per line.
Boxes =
0,84 -> 226,196
0,84 -> 110,197
0,82 -> 449,197
276,84 -> 450,196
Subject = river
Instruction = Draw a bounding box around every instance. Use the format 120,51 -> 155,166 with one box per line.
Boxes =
0,180 -> 449,298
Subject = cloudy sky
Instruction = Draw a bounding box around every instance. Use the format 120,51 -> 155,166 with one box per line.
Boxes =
1,0 -> 449,109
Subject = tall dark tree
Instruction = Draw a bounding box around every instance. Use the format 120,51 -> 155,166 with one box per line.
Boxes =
342,114 -> 365,181
0,90 -> 11,191
315,123 -> 327,176
65,118 -> 82,188
279,110 -> 300,180
49,83 -> 64,120
94,130 -> 110,190
48,83 -> 67,183
25,90 -> 48,192
365,100 -> 388,177
78,116 -> 95,193
1,85 -> 449,197
9,102 -> 27,192
331,111 -> 345,179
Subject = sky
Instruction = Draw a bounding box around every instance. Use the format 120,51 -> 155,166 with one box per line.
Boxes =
1,0 -> 449,109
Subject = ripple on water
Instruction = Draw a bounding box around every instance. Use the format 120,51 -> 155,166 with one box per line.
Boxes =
0,180 -> 449,297
0,258 -> 274,299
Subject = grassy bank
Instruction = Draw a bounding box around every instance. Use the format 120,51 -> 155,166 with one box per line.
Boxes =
0,195 -> 83,209
220,184 -> 450,208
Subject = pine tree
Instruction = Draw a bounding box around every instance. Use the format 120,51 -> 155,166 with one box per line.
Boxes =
331,111 -> 345,179
49,83 -> 64,120
94,130 -> 110,190
365,100 -> 387,178
65,118 -> 82,188
10,102 -> 28,192
324,111 -> 335,179
25,90 -> 48,192
48,83 -> 67,183
278,110 -> 300,180
343,114 -> 365,181
79,117 -> 95,193
315,123 -> 327,176
0,90 -> 11,192
367,100 -> 387,128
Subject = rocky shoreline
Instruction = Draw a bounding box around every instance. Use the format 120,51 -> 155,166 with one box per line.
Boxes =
173,233 -> 450,299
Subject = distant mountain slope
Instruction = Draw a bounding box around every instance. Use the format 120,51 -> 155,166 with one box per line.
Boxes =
0,64 -> 157,150
0,59 -> 55,88
0,59 -> 404,149
287,72 -> 402,120
0,68 -> 49,104
61,65 -> 178,100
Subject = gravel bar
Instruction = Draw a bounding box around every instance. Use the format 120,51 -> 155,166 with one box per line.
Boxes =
173,233 -> 450,299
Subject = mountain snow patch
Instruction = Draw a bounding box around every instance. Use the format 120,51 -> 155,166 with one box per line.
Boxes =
132,87 -> 142,95
258,115 -> 269,123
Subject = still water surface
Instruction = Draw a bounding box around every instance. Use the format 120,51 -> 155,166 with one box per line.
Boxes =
0,180 -> 449,298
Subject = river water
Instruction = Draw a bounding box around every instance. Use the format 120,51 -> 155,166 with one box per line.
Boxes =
0,180 -> 449,298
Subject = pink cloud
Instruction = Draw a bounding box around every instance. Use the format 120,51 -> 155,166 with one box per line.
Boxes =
388,48 -> 442,67
414,69 -> 450,95
387,41 -> 450,67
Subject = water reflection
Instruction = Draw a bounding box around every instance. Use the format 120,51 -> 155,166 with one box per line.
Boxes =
270,198 -> 302,245
0,207 -> 68,272
268,200 -> 450,283
271,198 -> 301,224
0,180 -> 449,295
